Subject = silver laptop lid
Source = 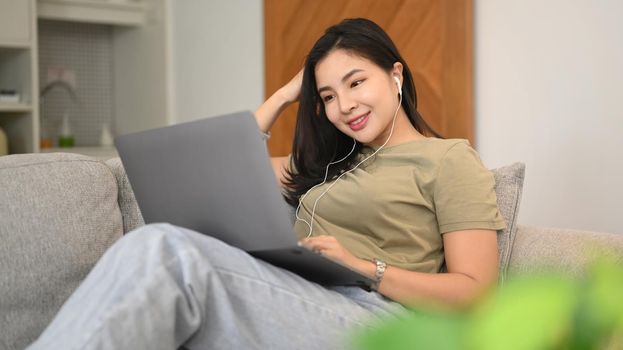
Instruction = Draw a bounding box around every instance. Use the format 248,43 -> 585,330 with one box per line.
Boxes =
114,111 -> 298,251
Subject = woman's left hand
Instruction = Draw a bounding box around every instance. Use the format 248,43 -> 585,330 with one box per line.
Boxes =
300,235 -> 363,270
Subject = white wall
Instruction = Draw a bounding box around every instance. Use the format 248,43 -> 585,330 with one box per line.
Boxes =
169,0 -> 264,123
114,0 -> 169,135
476,1 -> 623,234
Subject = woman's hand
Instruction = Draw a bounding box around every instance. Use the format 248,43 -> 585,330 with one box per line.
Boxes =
278,68 -> 304,104
255,68 -> 304,134
300,235 -> 369,274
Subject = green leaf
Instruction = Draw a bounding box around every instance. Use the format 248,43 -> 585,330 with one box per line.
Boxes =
353,310 -> 465,350
465,274 -> 578,350
573,259 -> 623,348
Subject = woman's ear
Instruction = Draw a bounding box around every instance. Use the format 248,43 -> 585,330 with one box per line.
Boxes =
392,62 -> 404,86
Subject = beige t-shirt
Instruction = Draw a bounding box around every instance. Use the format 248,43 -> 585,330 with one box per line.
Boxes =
293,138 -> 506,274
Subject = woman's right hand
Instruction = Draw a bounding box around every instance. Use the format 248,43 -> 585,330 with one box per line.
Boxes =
254,69 -> 303,187
255,68 -> 304,134
277,68 -> 304,104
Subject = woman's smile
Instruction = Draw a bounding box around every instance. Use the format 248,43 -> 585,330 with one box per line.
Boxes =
347,111 -> 370,131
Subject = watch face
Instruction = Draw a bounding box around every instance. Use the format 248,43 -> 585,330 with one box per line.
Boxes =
374,259 -> 386,279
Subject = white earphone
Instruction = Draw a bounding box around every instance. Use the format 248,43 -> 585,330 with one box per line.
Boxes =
394,76 -> 402,96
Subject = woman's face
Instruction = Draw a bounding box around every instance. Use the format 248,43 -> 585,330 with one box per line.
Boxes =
314,49 -> 402,146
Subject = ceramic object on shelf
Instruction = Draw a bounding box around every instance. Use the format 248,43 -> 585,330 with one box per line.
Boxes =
99,123 -> 113,147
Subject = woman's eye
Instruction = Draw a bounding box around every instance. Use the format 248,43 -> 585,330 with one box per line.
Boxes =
351,79 -> 364,88
322,95 -> 334,103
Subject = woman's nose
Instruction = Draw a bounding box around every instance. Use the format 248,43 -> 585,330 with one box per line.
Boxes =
338,93 -> 357,114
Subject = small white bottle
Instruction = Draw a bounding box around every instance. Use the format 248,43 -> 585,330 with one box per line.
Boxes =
58,113 -> 74,147
100,123 -> 114,147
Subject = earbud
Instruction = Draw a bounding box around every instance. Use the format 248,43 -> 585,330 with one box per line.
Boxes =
393,76 -> 402,96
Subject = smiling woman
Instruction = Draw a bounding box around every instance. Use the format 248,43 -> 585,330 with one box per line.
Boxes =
28,18 -> 504,350
258,18 -> 504,308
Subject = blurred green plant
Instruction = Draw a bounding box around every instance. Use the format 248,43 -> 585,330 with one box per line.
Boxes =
353,259 -> 623,350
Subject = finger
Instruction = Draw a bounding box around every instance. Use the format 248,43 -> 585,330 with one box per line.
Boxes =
298,238 -> 321,250
305,235 -> 336,244
300,239 -> 331,253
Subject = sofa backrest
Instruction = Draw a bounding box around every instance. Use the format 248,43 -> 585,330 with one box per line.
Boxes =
509,225 -> 623,277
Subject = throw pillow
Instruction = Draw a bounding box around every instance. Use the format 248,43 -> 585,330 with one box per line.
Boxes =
491,162 -> 526,284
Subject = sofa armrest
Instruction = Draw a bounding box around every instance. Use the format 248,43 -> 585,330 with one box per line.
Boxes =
508,225 -> 623,278
105,157 -> 144,233
0,153 -> 124,349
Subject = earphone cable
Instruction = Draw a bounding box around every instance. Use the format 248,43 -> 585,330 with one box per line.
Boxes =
294,139 -> 356,226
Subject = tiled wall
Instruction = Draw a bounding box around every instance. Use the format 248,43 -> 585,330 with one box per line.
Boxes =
38,19 -> 113,147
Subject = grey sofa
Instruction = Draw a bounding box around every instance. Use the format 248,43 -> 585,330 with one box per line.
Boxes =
1,152 -> 622,350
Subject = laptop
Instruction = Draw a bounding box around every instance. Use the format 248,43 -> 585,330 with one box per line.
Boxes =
114,111 -> 374,289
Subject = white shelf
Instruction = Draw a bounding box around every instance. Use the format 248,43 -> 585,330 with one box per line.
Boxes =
38,0 -> 147,26
0,103 -> 32,112
0,41 -> 32,49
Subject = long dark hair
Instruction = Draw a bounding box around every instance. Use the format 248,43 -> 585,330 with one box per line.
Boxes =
284,18 -> 441,206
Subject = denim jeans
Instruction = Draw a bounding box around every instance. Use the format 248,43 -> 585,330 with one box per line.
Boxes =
27,223 -> 405,349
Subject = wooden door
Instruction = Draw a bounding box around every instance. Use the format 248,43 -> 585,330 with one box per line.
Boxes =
265,0 -> 473,156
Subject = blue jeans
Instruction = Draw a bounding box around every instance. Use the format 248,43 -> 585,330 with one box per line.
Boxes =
27,223 -> 405,349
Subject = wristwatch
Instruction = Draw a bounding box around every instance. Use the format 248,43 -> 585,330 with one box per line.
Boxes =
371,258 -> 387,291
260,130 -> 271,141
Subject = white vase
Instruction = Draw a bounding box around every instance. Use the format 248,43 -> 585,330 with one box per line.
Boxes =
99,123 -> 114,147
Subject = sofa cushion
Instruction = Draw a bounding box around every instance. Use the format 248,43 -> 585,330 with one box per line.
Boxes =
0,153 -> 123,350
491,162 -> 526,284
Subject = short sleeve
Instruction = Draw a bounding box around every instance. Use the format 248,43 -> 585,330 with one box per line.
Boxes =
434,141 -> 506,234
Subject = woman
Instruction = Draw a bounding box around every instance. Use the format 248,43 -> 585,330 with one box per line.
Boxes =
28,18 -> 505,350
